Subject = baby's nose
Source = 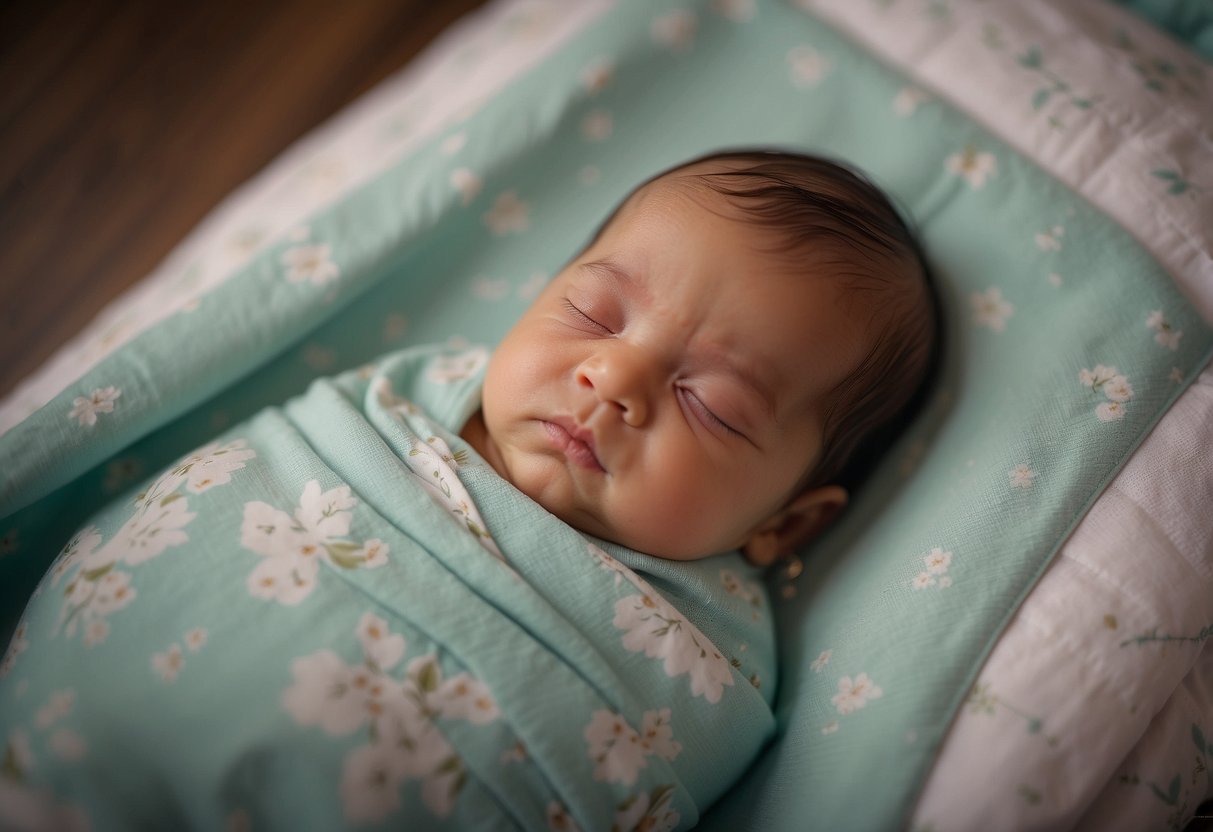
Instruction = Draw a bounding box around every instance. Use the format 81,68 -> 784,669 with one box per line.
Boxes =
576,349 -> 650,427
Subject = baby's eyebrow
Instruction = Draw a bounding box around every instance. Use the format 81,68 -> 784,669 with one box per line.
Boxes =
580,257 -> 645,291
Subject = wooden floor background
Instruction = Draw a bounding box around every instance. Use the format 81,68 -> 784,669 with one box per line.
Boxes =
0,0 -> 488,400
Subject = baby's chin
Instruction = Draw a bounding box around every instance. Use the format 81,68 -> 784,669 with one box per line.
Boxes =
566,514 -> 739,563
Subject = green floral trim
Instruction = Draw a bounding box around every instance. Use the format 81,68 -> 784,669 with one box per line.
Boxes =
1120,623 -> 1213,648
1117,723 -> 1211,832
966,682 -> 1060,746
1151,169 -> 1204,198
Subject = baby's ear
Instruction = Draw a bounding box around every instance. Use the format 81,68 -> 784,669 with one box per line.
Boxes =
742,485 -> 848,567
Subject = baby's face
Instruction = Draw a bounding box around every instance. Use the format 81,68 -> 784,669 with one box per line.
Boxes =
465,171 -> 868,560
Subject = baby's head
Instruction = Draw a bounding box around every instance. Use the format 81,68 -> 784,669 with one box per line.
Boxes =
461,149 -> 937,564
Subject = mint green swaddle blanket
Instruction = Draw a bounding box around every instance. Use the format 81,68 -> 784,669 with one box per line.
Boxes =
2,1 -> 1210,829
1,344 -> 775,830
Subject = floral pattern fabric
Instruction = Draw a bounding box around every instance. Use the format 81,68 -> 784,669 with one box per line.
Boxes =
0,0 -> 1210,830
0,344 -> 774,830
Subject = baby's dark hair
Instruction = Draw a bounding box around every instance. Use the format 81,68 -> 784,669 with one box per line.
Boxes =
685,149 -> 940,492
594,148 -> 940,493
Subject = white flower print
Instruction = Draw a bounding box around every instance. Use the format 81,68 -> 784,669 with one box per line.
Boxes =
811,649 -> 832,673
1146,310 -> 1183,351
185,627 -> 208,652
358,612 -> 405,671
1080,364 -> 1133,422
911,572 -> 936,591
581,58 -> 613,94
381,366 -> 494,551
547,802 -> 583,832
242,480 -> 388,606
613,786 -> 680,832
68,386 -> 121,427
283,650 -> 369,735
83,619 -> 109,647
1034,226 -> 1064,251
1009,464 -> 1037,489
439,132 -> 467,156
49,729 -> 87,762
832,672 -> 883,715
283,614 -> 500,823
403,432 -> 504,561
1103,376 -> 1133,402
435,670 -> 500,724
719,569 -> 764,619
425,347 -> 489,383
788,45 -> 830,87
614,592 -> 734,703
821,720 -> 839,735
450,168 -> 481,205
911,546 -> 954,590
651,10 -> 697,51
639,708 -> 682,760
35,690 -> 75,729
340,742 -> 406,823
483,191 -> 530,235
52,441 -> 252,645
282,243 -> 339,286
472,276 -> 510,301
587,542 -> 629,586
578,165 -> 601,186
88,571 -> 136,615
1169,367 -> 1184,384
581,109 -> 613,141
584,708 -> 681,786
584,710 -> 648,785
946,147 -> 997,188
894,86 -> 929,116
971,286 -> 1013,331
170,439 -> 257,494
714,0 -> 756,22
108,493 -> 195,567
923,547 -> 952,575
152,644 -> 185,682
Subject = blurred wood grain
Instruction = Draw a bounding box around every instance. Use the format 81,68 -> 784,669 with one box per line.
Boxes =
0,0 -> 488,398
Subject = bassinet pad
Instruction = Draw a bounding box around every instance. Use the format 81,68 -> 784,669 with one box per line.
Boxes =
1,0 -> 1210,829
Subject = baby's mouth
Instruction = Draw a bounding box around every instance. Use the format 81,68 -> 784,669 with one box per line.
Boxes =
542,420 -> 605,473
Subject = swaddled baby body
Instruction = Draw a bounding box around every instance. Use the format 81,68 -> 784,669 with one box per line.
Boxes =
0,150 -> 936,831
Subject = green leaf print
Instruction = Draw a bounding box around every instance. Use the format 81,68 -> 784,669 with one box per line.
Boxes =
1018,46 -> 1043,69
1032,89 -> 1051,110
326,541 -> 365,569
1194,725 -> 1207,755
1149,774 -> 1181,806
417,659 -> 439,693
79,562 -> 114,583
1121,622 -> 1213,647
1017,784 -> 1042,805
2,740 -> 25,782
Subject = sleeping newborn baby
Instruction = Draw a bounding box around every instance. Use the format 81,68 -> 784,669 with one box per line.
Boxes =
0,150 -> 936,831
